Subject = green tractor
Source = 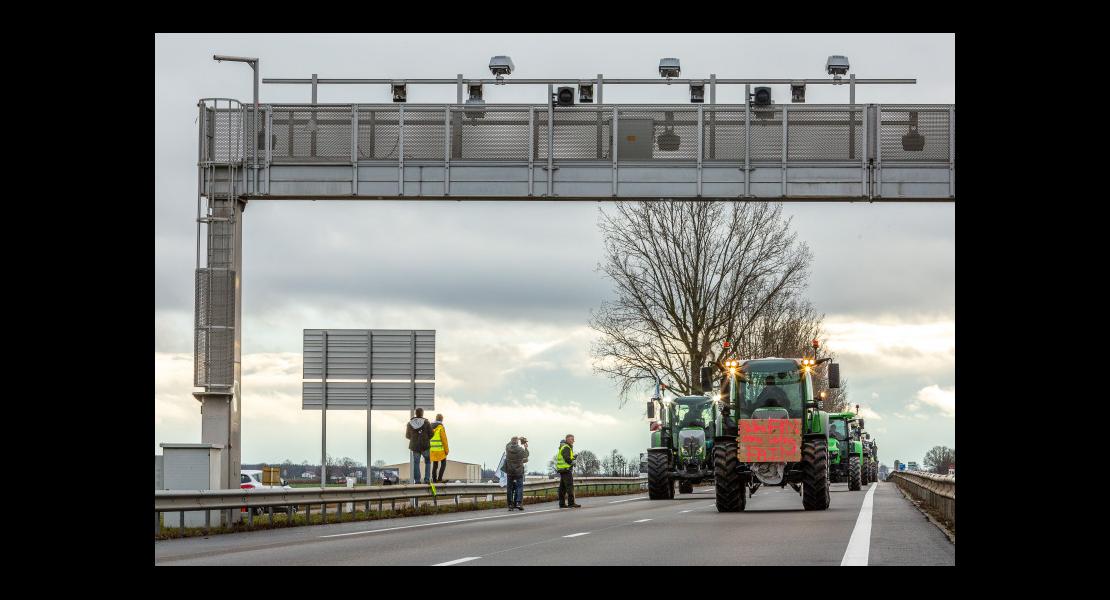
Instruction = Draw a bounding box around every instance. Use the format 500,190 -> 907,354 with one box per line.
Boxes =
828,410 -> 866,490
646,382 -> 720,498
862,432 -> 879,483
713,341 -> 840,512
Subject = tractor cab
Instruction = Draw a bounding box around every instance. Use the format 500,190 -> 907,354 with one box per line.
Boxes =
646,393 -> 720,498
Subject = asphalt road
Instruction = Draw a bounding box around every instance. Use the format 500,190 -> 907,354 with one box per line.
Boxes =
154,481 -> 953,566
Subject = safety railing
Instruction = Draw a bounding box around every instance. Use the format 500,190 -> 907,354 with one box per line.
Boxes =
205,103 -> 953,167
888,471 -> 954,531
155,476 -> 647,536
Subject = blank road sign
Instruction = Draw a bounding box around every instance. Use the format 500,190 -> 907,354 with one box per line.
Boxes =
301,329 -> 435,410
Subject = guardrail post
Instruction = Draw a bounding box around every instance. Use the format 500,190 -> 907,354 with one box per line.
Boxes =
268,505 -> 274,526
306,504 -> 311,523
155,511 -> 161,535
247,506 -> 253,527
179,512 -> 185,537
205,509 -> 211,532
322,501 -> 327,523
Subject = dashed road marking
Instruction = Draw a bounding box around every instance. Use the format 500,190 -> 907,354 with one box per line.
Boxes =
433,556 -> 480,566
563,532 -> 590,538
609,496 -> 648,504
633,518 -> 652,523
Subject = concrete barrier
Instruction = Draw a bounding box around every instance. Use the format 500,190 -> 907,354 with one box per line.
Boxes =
889,471 -> 954,530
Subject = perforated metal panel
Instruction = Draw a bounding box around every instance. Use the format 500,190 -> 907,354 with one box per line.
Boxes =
701,109 -> 746,161
786,107 -> 865,161
211,108 -> 244,163
357,109 -> 400,160
268,106 -> 351,161
194,268 -> 235,387
535,107 -> 614,160
453,109 -> 531,160
748,107 -> 783,161
403,110 -> 446,160
880,105 -> 951,161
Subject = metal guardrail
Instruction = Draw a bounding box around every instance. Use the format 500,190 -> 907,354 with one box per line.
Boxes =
156,476 -> 647,535
888,471 -> 954,530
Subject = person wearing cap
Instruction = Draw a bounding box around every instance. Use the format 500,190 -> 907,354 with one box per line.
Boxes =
504,436 -> 529,511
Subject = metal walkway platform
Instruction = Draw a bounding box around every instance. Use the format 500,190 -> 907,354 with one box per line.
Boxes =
199,102 -> 954,202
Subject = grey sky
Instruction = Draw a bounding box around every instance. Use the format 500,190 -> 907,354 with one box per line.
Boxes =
155,33 -> 954,471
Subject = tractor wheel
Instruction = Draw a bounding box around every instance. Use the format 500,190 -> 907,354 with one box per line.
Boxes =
848,455 -> 861,491
802,438 -> 831,511
679,481 -> 694,494
647,452 -> 673,500
873,464 -> 879,482
861,458 -> 871,486
713,440 -> 745,512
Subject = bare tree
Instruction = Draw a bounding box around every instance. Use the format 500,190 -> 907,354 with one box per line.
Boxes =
573,450 -> 601,476
590,201 -> 817,405
923,446 -> 955,474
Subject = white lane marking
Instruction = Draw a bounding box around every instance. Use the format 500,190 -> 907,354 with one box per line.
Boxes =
633,518 -> 652,523
841,482 -> 878,566
433,556 -> 480,566
679,509 -> 693,513
563,532 -> 591,538
609,496 -> 648,504
319,508 -> 561,538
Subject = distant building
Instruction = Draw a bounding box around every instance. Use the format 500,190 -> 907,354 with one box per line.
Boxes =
384,459 -> 480,483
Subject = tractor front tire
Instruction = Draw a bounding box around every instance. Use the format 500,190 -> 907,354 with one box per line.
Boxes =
714,440 -> 745,512
647,452 -> 673,500
802,438 -> 831,511
861,458 -> 871,486
679,481 -> 694,494
848,455 -> 861,491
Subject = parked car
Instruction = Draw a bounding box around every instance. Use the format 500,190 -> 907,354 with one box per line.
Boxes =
240,470 -> 293,515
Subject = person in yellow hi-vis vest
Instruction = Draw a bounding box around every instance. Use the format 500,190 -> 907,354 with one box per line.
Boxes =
555,434 -> 582,508
429,414 -> 449,483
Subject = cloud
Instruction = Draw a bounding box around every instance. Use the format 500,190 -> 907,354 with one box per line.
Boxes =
858,406 -> 882,421
906,384 -> 955,418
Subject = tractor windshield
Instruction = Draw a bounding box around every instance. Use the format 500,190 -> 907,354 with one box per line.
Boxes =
829,419 -> 848,440
737,360 -> 806,419
675,398 -> 712,428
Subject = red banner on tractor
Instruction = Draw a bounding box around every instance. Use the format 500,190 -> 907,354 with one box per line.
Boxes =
738,419 -> 802,463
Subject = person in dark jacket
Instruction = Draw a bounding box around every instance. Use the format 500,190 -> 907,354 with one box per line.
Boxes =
555,434 -> 581,508
405,407 -> 434,484
504,437 -> 530,511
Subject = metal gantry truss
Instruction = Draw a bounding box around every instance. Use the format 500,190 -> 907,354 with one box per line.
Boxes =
189,67 -> 954,514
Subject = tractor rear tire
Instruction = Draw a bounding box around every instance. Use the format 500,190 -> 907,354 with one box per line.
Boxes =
848,455 -> 861,491
861,458 -> 871,486
647,452 -> 673,500
714,440 -> 745,512
872,464 -> 879,482
679,481 -> 694,494
802,438 -> 831,511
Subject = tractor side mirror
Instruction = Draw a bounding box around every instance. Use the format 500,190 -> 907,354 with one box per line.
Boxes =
647,401 -> 655,419
700,366 -> 714,393
827,363 -> 840,389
